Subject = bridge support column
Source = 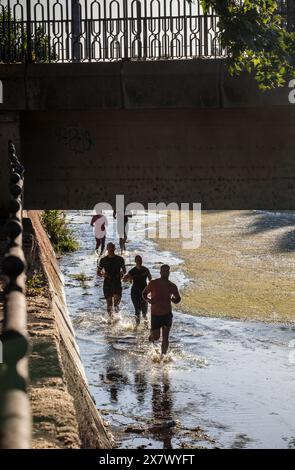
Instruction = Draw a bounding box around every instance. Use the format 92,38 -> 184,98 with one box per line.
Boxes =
0,113 -> 20,219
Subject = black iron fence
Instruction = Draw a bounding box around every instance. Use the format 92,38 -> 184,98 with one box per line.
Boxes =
0,0 -> 293,63
0,142 -> 31,449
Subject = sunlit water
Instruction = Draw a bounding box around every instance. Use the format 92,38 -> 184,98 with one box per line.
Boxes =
59,211 -> 295,449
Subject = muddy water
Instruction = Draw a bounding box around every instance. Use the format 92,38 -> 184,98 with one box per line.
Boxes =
59,211 -> 295,449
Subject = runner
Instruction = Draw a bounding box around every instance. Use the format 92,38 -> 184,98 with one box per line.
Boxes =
90,210 -> 108,256
97,242 -> 126,314
124,255 -> 152,325
142,264 -> 181,355
113,210 -> 132,254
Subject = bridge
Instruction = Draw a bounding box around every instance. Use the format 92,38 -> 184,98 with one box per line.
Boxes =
0,0 -> 295,215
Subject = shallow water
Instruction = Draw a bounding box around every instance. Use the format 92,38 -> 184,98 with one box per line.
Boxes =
59,211 -> 295,449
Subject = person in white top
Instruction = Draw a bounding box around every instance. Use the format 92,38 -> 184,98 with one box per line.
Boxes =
90,210 -> 108,256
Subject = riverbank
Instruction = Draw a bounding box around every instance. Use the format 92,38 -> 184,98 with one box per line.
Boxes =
154,211 -> 295,323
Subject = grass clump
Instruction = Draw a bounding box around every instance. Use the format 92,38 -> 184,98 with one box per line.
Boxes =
70,272 -> 90,289
27,272 -> 45,295
71,272 -> 89,283
41,210 -> 79,255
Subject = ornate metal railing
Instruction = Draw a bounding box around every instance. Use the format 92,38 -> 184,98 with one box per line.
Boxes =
0,1 -> 292,64
0,141 -> 31,449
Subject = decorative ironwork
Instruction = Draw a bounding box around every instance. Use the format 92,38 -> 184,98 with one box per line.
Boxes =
0,0 -> 290,63
0,141 -> 31,449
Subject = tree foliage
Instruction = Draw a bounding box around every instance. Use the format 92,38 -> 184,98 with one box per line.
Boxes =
0,6 -> 56,63
190,0 -> 295,89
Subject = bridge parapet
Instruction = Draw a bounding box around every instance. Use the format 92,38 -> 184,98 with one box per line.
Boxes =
0,60 -> 292,112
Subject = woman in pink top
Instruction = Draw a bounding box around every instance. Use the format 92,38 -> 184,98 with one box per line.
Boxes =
142,264 -> 181,355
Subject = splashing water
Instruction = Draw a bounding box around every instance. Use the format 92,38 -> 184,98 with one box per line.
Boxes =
59,211 -> 295,449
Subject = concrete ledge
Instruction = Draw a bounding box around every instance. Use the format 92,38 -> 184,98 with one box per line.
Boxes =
122,59 -> 222,108
0,65 -> 26,110
0,60 -> 292,111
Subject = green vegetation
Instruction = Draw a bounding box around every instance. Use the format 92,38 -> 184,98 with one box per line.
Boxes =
0,6 -> 56,63
70,272 -> 91,289
27,272 -> 45,295
189,0 -> 295,90
41,210 -> 79,255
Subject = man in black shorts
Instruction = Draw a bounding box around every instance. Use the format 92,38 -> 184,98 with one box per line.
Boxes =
124,255 -> 152,325
97,242 -> 126,314
142,264 -> 181,355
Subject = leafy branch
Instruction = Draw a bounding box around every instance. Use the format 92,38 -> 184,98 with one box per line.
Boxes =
190,0 -> 295,89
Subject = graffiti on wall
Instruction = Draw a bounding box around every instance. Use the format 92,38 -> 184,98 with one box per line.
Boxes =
55,126 -> 95,155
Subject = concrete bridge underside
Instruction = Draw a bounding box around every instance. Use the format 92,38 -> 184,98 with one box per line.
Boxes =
0,60 -> 294,211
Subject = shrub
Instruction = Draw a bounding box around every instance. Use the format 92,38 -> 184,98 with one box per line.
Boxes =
41,210 -> 79,255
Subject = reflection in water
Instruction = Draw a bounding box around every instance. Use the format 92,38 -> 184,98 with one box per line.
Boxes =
102,361 -> 129,403
134,370 -> 147,405
151,370 -> 174,449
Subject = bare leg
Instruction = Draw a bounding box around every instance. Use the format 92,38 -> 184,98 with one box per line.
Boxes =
119,238 -> 124,255
161,326 -> 171,355
141,299 -> 148,320
106,297 -> 113,315
113,293 -> 121,312
100,236 -> 106,256
149,329 -> 160,343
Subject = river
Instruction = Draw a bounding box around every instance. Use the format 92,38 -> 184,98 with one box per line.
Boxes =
59,211 -> 295,449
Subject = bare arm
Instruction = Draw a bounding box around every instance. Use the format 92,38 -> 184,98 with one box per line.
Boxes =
142,284 -> 154,304
121,261 -> 127,278
122,270 -> 131,282
142,285 -> 149,303
97,266 -> 105,278
171,285 -> 181,304
97,260 -> 106,278
147,269 -> 152,282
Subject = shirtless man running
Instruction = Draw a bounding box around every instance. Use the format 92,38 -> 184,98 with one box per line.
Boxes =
142,264 -> 181,355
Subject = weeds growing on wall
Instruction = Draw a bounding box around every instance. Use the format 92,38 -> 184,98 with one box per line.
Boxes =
41,210 -> 79,255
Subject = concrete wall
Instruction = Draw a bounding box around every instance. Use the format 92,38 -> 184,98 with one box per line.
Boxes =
0,61 -> 292,111
1,60 -> 294,209
21,107 -> 295,209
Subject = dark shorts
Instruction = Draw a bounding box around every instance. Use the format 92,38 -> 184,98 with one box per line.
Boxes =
103,281 -> 122,299
151,313 -> 173,331
95,236 -> 106,243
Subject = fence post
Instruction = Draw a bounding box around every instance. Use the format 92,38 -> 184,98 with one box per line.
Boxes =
72,0 -> 82,62
26,0 -> 32,62
123,0 -> 129,59
136,1 -> 142,59
287,0 -> 295,31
